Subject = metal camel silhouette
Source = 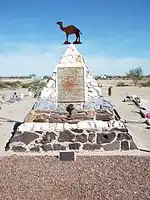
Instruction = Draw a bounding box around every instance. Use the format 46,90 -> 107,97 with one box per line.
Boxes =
57,21 -> 82,44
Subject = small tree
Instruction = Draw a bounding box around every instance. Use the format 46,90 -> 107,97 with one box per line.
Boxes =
126,67 -> 143,85
28,74 -> 36,79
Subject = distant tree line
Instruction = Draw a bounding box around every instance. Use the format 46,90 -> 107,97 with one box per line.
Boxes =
0,74 -> 52,80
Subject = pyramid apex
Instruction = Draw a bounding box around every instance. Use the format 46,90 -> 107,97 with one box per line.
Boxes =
54,44 -> 88,72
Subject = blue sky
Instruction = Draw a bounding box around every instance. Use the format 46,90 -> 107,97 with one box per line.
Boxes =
0,0 -> 150,76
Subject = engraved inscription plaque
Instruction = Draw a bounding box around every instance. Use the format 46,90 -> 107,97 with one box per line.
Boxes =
57,67 -> 85,103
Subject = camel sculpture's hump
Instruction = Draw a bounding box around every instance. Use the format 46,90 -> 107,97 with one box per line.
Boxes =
54,44 -> 88,72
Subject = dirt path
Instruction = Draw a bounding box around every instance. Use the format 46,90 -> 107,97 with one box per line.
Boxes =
0,97 -> 35,155
106,86 -> 150,152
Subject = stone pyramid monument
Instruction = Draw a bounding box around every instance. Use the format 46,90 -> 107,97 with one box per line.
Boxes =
5,44 -> 138,153
38,44 -> 103,111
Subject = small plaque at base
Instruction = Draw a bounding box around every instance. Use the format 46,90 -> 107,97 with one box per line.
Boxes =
59,151 -> 76,161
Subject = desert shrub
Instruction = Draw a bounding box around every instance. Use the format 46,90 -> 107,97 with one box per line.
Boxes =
140,79 -> 150,87
126,67 -> 143,85
116,82 -> 129,87
0,81 -> 22,88
0,81 -> 8,88
21,80 -> 45,89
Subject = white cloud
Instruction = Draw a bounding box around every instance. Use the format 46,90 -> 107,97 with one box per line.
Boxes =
0,42 -> 150,76
86,55 -> 150,75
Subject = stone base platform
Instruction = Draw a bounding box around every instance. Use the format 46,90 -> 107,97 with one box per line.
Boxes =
5,119 -> 138,153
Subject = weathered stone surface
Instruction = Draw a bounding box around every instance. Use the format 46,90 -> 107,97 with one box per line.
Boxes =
24,111 -> 36,122
117,132 -> 131,140
103,141 -> 120,151
121,141 -> 129,150
68,143 -> 81,150
41,132 -> 56,144
83,144 -> 101,150
12,145 -> 26,152
70,113 -> 91,120
96,113 -> 113,121
30,146 -> 40,152
68,120 -> 80,124
88,134 -> 95,143
58,130 -> 75,142
71,129 -> 83,133
97,132 -> 116,144
10,132 -> 39,145
13,131 -> 22,136
76,134 -> 87,143
130,141 -> 138,150
53,144 -> 66,150
33,114 -> 49,122
41,144 -> 53,151
49,118 -> 62,123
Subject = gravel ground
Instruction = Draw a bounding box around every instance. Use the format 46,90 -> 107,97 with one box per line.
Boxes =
0,155 -> 149,200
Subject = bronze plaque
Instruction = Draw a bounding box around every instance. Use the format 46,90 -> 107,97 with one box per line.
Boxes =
57,67 -> 85,103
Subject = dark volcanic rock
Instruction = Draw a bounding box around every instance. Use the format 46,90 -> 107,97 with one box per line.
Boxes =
58,130 -> 75,142
103,141 -> 120,151
53,144 -> 66,150
97,132 -> 116,144
30,146 -> 40,152
112,128 -> 128,132
71,129 -> 83,133
35,131 -> 43,134
76,134 -> 87,143
88,134 -> 95,143
83,144 -> 101,150
117,132 -> 131,140
10,132 -> 39,145
68,143 -> 81,150
13,122 -> 23,132
130,141 -> 138,150
121,141 -> 129,150
12,145 -> 26,152
41,144 -> 53,151
41,132 -> 56,144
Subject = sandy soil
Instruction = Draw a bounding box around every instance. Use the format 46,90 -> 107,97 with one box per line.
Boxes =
0,89 -> 35,155
102,86 -> 150,151
0,85 -> 150,153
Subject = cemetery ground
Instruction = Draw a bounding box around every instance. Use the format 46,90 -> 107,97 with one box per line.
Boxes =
0,81 -> 150,155
0,80 -> 149,200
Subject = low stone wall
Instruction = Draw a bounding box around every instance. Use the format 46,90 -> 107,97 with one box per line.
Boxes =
6,120 -> 138,153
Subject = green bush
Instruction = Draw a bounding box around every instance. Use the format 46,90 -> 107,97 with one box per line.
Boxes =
0,81 -> 23,88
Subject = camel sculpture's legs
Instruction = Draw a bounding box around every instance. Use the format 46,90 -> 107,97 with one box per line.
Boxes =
66,34 -> 68,42
73,32 -> 81,44
64,34 -> 70,44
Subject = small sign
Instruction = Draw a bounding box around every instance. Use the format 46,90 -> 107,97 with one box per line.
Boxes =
59,151 -> 76,161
